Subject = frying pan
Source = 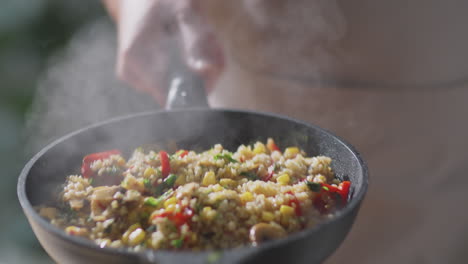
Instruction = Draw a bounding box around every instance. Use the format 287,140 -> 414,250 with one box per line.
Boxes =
18,50 -> 368,264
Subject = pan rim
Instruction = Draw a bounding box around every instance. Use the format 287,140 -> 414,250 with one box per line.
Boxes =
17,107 -> 369,260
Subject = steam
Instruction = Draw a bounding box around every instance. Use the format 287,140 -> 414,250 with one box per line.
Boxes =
25,19 -> 158,154
209,0 -> 346,117
226,0 -> 346,80
26,1 -> 347,152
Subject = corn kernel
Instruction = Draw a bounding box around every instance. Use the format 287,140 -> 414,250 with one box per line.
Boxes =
313,174 -> 327,183
201,206 -> 216,221
117,157 -> 126,167
253,143 -> 266,154
121,174 -> 144,192
240,192 -> 254,203
164,197 -> 178,208
202,171 -> 217,186
212,184 -> 224,192
144,167 -> 156,178
175,175 -> 186,186
284,147 -> 300,159
122,223 -> 141,244
128,228 -> 146,246
280,205 -> 295,216
262,211 -> 275,222
276,174 -> 290,185
166,204 -> 176,213
65,226 -> 88,236
220,178 -> 237,188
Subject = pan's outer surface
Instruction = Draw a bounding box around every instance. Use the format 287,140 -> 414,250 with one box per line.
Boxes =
18,109 -> 368,264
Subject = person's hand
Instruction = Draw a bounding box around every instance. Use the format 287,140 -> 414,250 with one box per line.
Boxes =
102,0 -> 224,105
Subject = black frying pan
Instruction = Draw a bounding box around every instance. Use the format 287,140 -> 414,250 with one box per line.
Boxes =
17,49 -> 368,264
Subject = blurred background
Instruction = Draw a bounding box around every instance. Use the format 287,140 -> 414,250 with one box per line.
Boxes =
0,1 -> 157,263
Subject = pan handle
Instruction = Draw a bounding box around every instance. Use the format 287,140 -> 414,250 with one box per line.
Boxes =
165,38 -> 209,110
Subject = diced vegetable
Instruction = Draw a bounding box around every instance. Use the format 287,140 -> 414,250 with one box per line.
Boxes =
266,138 -> 280,152
338,181 -> 351,203
213,153 -> 238,163
81,149 -> 121,178
219,178 -> 237,188
286,191 -> 302,216
65,226 -> 88,236
122,223 -> 141,244
261,211 -> 275,222
276,174 -> 290,185
280,205 -> 294,216
240,192 -> 254,203
171,238 -> 184,248
143,167 -> 156,178
201,206 -> 216,222
253,143 -> 266,154
165,174 -> 177,187
164,197 -> 178,208
144,197 -> 159,207
240,171 -> 259,181
284,147 -> 300,158
153,174 -> 178,196
127,228 -> 146,246
306,181 -> 321,192
202,171 -> 217,186
311,181 -> 351,214
177,150 -> 189,158
144,189 -> 174,208
152,207 -> 194,227
159,151 -> 171,178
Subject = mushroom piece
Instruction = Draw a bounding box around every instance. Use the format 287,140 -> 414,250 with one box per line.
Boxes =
249,223 -> 287,246
89,185 -> 120,219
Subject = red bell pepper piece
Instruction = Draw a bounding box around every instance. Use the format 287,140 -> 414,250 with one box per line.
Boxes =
153,206 -> 194,227
338,181 -> 351,203
81,149 -> 121,178
320,181 -> 351,204
312,181 -> 351,214
178,150 -> 189,158
159,151 -> 171,178
266,138 -> 280,152
263,164 -> 275,182
286,191 -> 302,216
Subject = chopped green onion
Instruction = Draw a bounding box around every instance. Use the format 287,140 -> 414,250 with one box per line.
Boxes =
141,212 -> 150,220
195,203 -> 202,213
153,174 -> 178,196
273,163 -> 280,172
322,186 -> 330,191
165,174 -> 177,188
143,178 -> 151,189
240,171 -> 259,181
171,238 -> 184,248
214,153 -> 238,163
144,197 -> 159,207
306,181 -> 321,192
146,225 -> 156,233
144,189 -> 174,208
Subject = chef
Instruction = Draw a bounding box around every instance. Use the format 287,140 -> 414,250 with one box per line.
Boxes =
102,1 -> 468,263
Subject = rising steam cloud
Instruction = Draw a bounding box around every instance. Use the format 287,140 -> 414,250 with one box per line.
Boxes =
25,19 -> 158,154
26,1 -> 346,153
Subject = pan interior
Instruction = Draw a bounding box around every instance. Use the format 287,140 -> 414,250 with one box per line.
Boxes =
25,109 -> 365,218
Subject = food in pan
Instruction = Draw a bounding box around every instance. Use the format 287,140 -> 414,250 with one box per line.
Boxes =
38,138 -> 350,251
